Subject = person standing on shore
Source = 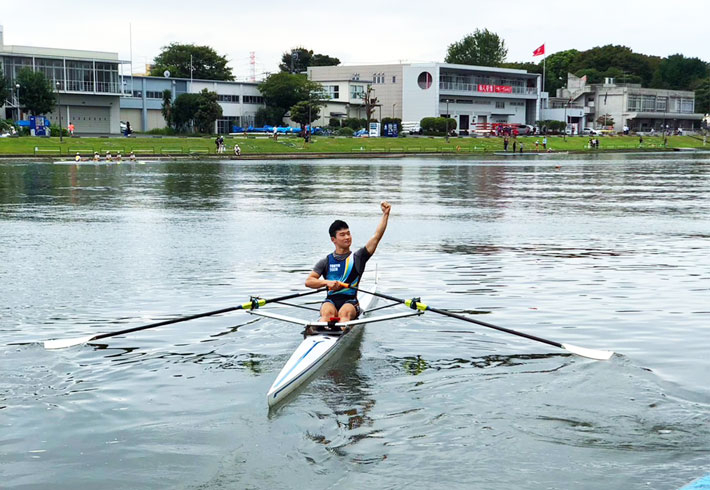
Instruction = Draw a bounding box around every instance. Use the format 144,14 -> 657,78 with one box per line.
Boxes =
542,136 -> 547,151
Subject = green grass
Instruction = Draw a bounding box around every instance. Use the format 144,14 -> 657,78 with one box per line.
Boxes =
0,134 -> 706,157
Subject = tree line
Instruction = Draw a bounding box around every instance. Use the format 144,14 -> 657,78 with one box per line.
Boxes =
446,29 -> 710,113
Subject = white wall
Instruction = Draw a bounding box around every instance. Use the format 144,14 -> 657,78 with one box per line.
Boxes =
402,63 -> 439,124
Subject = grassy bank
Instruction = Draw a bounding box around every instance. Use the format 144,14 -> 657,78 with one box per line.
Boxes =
0,133 -> 707,157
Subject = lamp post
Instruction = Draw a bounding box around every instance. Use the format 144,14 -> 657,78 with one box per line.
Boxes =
15,83 -> 20,120
56,81 -> 63,143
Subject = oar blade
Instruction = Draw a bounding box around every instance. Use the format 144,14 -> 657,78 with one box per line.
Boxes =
44,334 -> 99,350
561,343 -> 614,361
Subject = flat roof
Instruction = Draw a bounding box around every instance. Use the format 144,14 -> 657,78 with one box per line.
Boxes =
1,44 -> 125,63
126,74 -> 260,86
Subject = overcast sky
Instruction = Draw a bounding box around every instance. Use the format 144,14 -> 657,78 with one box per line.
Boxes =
3,1 -> 708,80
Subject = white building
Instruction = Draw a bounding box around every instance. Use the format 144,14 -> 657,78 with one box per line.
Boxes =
120,76 -> 264,133
545,74 -> 704,132
308,62 -> 541,131
0,25 -> 124,134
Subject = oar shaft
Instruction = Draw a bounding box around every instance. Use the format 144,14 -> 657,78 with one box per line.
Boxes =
67,288 -> 327,344
359,289 -> 563,349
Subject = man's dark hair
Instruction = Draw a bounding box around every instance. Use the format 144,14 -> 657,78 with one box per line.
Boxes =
329,220 -> 349,238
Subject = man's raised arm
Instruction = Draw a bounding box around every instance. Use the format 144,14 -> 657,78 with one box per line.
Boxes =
365,201 -> 391,255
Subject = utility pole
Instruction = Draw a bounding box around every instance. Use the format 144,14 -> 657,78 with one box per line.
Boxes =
56,81 -> 63,143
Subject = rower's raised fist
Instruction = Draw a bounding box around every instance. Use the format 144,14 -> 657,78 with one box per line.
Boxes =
381,201 -> 391,215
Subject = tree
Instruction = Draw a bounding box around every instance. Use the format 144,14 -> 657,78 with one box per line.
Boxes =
172,93 -> 200,131
258,72 -> 323,121
15,68 -> 56,116
653,54 -> 708,90
279,47 -> 340,73
171,90 -> 222,133
596,114 -> 615,127
150,43 -> 234,81
289,100 -> 324,127
255,106 -> 285,126
194,89 -> 222,133
569,45 -> 655,86
543,49 -> 579,94
445,29 -> 507,67
161,89 -> 173,128
356,85 -> 379,123
695,78 -> 710,114
0,68 -> 10,105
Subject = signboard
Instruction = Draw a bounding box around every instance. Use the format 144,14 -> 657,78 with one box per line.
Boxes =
30,116 -> 48,136
384,123 -> 398,137
369,122 -> 380,138
477,84 -> 513,94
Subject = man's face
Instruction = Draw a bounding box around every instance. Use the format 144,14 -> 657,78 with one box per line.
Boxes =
331,228 -> 352,249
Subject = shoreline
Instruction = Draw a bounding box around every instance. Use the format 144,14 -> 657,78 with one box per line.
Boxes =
1,147 -> 706,162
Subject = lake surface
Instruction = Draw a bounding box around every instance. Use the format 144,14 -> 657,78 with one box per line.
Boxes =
1,153 -> 709,489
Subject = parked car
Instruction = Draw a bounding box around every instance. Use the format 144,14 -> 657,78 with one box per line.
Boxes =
582,127 -> 599,135
401,121 -> 422,135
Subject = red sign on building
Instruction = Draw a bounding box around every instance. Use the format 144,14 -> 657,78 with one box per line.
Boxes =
477,84 -> 512,93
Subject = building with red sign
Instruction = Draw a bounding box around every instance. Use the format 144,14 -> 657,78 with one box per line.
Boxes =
308,62 -> 541,133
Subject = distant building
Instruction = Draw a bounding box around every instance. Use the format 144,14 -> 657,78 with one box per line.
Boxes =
544,74 -> 704,132
0,25 -> 125,134
120,75 -> 265,133
308,63 -> 541,131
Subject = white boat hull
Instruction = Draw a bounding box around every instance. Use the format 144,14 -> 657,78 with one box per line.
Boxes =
266,286 -> 377,406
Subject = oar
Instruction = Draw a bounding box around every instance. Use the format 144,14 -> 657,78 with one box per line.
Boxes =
355,288 -> 614,361
44,288 -> 326,349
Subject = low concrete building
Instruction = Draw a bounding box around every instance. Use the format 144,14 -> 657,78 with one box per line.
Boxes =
120,75 -> 265,133
550,74 -> 704,132
0,25 -> 124,134
308,62 -> 541,132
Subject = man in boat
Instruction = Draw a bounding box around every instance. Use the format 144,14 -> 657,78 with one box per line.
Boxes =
305,201 -> 391,331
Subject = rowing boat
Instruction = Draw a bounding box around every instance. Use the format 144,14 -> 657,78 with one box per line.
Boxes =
53,160 -> 155,165
247,276 -> 423,406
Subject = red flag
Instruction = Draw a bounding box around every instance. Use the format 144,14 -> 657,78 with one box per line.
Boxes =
533,44 -> 545,57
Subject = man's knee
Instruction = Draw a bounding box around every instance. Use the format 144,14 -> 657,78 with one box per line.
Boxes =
338,304 -> 357,321
320,302 -> 337,320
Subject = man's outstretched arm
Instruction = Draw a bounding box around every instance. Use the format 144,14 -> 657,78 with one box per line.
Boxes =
365,201 -> 391,255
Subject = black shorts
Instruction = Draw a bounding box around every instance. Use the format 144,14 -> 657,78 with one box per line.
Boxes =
324,295 -> 360,318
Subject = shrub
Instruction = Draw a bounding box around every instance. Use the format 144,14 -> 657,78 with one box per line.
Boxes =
146,127 -> 178,136
49,126 -> 69,137
329,118 -> 341,128
421,117 -> 456,135
335,127 -> 355,136
343,118 -> 367,130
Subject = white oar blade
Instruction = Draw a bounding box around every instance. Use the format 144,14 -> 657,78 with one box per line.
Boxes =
44,334 -> 99,350
561,343 -> 614,361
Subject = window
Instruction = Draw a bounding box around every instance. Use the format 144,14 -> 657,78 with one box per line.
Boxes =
417,72 -> 433,90
495,101 -> 505,109
350,85 -> 365,99
324,85 -> 339,99
217,94 -> 240,103
146,91 -> 164,99
243,95 -> 264,104
392,75 -> 396,83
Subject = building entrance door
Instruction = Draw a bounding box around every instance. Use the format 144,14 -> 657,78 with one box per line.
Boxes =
459,114 -> 469,132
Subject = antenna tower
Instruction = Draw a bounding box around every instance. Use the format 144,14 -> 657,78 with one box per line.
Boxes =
249,52 -> 256,82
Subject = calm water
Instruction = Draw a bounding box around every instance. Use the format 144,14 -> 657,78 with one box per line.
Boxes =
1,154 -> 710,489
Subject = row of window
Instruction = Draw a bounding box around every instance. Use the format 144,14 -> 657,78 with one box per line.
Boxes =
2,56 -> 121,94
627,94 -> 694,113
218,94 -> 240,103
129,91 -> 261,104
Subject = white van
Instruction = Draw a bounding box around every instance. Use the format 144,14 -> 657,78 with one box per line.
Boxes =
401,121 -> 421,135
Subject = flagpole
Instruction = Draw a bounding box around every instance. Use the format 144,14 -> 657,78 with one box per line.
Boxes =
542,54 -> 546,94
